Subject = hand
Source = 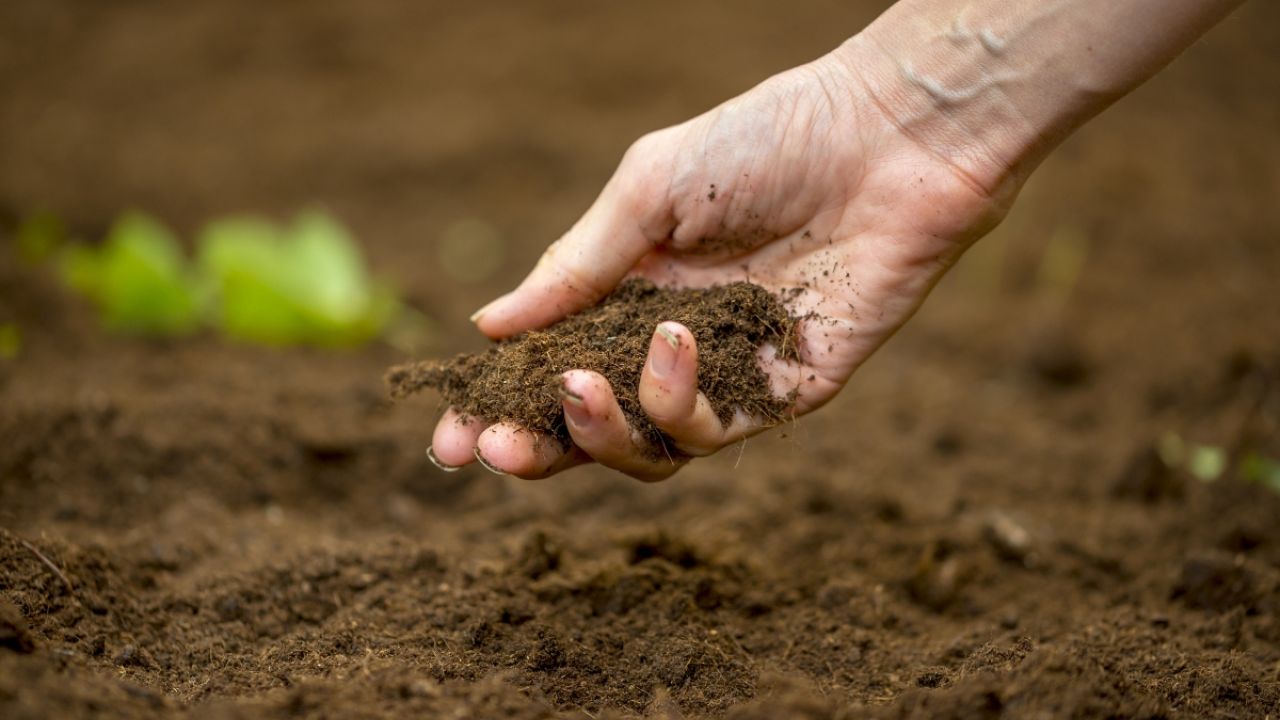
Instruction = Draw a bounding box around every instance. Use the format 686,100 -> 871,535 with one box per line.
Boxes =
429,47 -> 1012,481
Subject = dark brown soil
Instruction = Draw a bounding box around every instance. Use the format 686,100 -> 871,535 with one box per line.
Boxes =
386,279 -> 799,454
3,1 -> 1280,719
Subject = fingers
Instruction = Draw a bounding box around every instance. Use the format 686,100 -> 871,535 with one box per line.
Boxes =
638,322 -> 759,455
561,370 -> 687,482
429,407 -> 588,479
427,321 -> 791,482
429,408 -> 486,469
474,423 -> 591,480
471,133 -> 676,339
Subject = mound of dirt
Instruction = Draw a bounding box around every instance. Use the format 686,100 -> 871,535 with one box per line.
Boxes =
386,279 -> 801,455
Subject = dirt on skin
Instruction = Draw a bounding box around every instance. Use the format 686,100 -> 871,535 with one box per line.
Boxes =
386,279 -> 801,456
3,1 -> 1280,719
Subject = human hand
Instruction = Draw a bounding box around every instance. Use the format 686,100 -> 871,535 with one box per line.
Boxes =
429,46 -> 1013,480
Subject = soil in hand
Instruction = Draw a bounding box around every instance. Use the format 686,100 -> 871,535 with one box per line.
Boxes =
385,279 -> 801,455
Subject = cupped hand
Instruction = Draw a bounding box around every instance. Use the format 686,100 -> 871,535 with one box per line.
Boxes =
429,48 -> 1014,481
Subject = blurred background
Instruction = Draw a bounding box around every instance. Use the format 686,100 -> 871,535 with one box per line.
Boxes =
1,0 -> 1277,354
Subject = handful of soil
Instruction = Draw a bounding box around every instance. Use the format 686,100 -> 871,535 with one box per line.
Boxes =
385,279 -> 801,456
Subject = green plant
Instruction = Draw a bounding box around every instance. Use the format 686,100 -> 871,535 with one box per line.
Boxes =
1158,431 -> 1280,494
59,212 -> 205,335
28,208 -> 416,348
1241,453 -> 1280,494
1157,432 -> 1226,481
0,323 -> 20,359
199,211 -> 399,347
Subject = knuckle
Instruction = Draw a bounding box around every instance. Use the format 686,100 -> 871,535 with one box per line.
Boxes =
622,130 -> 665,164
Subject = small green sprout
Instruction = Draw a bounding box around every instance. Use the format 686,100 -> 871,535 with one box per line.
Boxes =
1186,444 -> 1226,482
1158,431 -> 1225,481
0,323 -> 20,359
1158,431 -> 1280,492
1241,453 -> 1280,494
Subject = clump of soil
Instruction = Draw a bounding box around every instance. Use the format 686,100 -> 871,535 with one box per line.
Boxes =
386,279 -> 801,454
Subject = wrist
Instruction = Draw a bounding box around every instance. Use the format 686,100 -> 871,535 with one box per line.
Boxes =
830,15 -> 1038,201
832,0 -> 1243,200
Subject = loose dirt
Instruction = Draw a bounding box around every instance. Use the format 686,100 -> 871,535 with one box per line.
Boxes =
386,279 -> 800,455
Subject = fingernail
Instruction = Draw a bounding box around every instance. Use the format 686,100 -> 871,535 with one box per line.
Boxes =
473,448 -> 508,476
426,446 -> 462,472
468,304 -> 490,324
559,379 -> 590,427
650,324 -> 681,379
468,298 -> 499,324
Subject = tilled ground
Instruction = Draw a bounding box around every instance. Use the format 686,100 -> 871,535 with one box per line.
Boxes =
2,1 -> 1280,718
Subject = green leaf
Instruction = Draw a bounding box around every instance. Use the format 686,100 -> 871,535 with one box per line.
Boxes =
1187,444 -> 1226,482
198,217 -> 300,345
287,210 -> 370,325
1241,453 -> 1280,494
44,207 -> 408,348
198,210 -> 401,347
0,323 -> 20,359
59,212 -> 203,335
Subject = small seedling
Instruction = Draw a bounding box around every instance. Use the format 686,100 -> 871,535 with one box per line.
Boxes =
1241,453 -> 1280,494
1156,431 -> 1224,481
30,208 -> 418,349
1186,444 -> 1226,482
1158,431 -> 1280,492
0,323 -> 20,359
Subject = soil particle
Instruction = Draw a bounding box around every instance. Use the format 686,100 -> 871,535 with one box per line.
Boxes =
981,511 -> 1036,566
386,279 -> 800,456
907,542 -> 967,613
0,598 -> 35,654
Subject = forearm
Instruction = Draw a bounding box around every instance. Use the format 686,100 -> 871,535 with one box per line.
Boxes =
837,0 -> 1243,195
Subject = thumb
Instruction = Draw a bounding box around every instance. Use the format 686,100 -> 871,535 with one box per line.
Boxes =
471,133 -> 676,339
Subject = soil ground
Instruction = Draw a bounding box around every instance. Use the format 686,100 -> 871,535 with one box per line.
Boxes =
2,1 -> 1280,718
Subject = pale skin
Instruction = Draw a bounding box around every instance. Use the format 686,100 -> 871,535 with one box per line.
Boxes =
429,0 -> 1244,481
